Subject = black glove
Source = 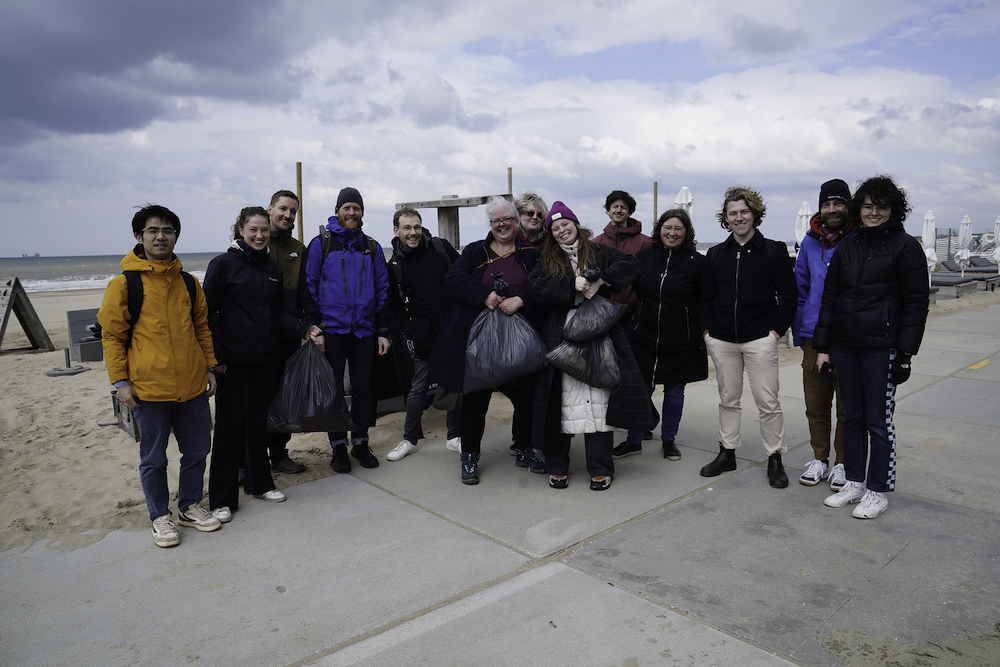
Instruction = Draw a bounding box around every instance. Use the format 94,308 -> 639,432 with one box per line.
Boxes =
819,361 -> 837,384
890,352 -> 912,384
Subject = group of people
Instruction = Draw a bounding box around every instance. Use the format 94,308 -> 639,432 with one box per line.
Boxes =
99,175 -> 928,549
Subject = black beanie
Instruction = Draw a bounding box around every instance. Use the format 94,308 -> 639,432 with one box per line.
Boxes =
818,179 -> 851,209
336,187 -> 364,213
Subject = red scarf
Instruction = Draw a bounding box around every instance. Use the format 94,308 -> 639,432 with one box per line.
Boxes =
809,212 -> 853,248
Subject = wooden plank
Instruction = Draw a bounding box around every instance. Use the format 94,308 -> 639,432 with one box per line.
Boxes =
396,194 -> 510,209
0,277 -> 56,351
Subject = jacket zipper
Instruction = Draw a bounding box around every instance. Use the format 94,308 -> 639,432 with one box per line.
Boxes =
733,248 -> 741,341
652,249 -> 672,378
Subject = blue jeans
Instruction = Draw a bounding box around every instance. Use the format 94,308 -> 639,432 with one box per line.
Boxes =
832,345 -> 897,493
627,383 -> 685,445
324,333 -> 376,447
133,395 -> 212,521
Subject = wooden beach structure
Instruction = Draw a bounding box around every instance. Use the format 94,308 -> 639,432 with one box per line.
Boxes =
0,277 -> 55,352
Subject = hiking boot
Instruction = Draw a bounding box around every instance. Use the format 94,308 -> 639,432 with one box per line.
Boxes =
351,443 -> 380,468
799,460 -> 829,486
177,503 -> 221,532
461,452 -> 480,485
824,480 -> 866,507
829,463 -> 846,491
700,443 -> 737,477
270,457 -> 306,474
515,448 -> 546,474
612,441 -> 642,459
767,452 -> 789,488
852,490 -> 888,519
152,514 -> 180,548
330,444 -> 351,473
387,439 -> 417,461
662,439 -> 681,460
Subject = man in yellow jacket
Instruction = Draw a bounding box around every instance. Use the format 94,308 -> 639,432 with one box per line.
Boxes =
98,204 -> 221,548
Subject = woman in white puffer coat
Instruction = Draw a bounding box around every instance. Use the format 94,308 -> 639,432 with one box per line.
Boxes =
527,201 -> 656,491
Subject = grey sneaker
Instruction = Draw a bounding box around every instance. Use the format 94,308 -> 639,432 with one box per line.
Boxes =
152,514 -> 180,548
177,504 -> 222,532
829,463 -> 846,491
824,480 -> 866,508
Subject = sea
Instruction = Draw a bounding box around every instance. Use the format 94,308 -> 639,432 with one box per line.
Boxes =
0,253 -> 219,293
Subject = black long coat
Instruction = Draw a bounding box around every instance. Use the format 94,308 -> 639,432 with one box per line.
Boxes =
527,242 -> 657,449
630,245 -> 709,386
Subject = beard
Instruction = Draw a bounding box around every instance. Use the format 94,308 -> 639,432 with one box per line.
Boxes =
821,210 -> 846,230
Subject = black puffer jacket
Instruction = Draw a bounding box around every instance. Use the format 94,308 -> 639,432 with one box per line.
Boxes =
812,220 -> 929,354
204,242 -> 309,366
700,230 -> 797,343
631,245 -> 708,386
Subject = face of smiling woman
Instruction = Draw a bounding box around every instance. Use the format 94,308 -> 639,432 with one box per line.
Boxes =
660,217 -> 686,249
550,217 -> 579,245
241,215 -> 270,251
860,196 -> 892,228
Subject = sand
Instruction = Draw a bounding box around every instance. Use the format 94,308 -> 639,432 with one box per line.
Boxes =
2,287 -> 999,554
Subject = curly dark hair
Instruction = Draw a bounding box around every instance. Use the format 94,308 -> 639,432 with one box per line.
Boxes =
651,208 -> 696,251
852,175 -> 911,225
716,186 -> 766,231
604,190 -> 637,215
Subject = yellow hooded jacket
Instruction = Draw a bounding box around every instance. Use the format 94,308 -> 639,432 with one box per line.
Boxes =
98,246 -> 218,402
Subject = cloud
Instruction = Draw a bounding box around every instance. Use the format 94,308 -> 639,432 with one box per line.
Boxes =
725,15 -> 809,57
400,73 -> 502,132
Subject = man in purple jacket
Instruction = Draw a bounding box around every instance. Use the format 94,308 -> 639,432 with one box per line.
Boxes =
792,179 -> 855,490
305,187 -> 390,473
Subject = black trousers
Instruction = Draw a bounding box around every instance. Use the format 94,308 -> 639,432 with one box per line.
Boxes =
460,378 -> 533,455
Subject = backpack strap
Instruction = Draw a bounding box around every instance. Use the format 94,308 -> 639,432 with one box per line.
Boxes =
122,269 -> 197,349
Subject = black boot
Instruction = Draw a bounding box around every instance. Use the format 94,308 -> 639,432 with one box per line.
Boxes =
662,440 -> 681,460
767,452 -> 789,488
461,452 -> 480,485
515,448 -> 546,474
330,444 -> 351,473
700,443 -> 736,477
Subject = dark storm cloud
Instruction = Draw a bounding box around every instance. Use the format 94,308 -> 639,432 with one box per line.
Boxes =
726,15 -> 809,57
0,0 -> 309,145
400,74 -> 502,133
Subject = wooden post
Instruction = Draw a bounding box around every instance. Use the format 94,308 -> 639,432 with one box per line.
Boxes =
296,162 -> 303,244
508,167 -> 513,196
653,181 -> 658,225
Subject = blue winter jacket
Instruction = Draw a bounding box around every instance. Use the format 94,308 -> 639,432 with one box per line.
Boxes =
792,215 -> 856,346
305,217 -> 389,338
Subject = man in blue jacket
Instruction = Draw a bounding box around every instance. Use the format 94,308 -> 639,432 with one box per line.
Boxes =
699,186 -> 797,488
792,180 -> 854,490
305,187 -> 390,473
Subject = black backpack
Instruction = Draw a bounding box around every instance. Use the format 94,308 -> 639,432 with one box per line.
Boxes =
123,270 -> 197,349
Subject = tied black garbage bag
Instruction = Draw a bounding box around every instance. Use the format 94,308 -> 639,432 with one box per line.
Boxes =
464,309 -> 548,394
545,334 -> 621,388
563,295 -> 626,342
267,342 -> 354,433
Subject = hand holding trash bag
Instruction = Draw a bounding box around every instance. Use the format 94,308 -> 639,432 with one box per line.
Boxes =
563,295 -> 626,342
267,342 -> 354,433
464,309 -> 548,394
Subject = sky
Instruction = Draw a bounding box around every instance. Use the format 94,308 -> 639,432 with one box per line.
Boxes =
1,0 -> 998,257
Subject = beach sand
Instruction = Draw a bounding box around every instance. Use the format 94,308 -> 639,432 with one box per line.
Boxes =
2,287 -> 999,554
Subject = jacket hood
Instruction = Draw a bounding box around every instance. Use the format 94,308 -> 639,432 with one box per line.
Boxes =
120,243 -> 182,275
326,216 -> 365,246
806,211 -> 855,247
603,217 -> 644,239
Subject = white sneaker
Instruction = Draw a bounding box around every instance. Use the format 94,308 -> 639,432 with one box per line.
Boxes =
387,439 -> 418,461
445,437 -> 462,453
258,489 -> 287,503
177,503 -> 221,532
152,514 -> 180,548
824,480 -> 866,508
212,506 -> 233,523
852,490 -> 888,519
829,463 -> 846,491
799,460 -> 829,486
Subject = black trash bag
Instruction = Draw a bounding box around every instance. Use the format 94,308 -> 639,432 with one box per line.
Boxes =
563,295 -> 626,342
545,334 -> 621,389
267,342 -> 354,433
464,309 -> 548,394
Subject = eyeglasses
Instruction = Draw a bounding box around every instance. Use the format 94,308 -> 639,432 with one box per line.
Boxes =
521,210 -> 543,219
142,227 -> 177,237
490,216 -> 517,226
